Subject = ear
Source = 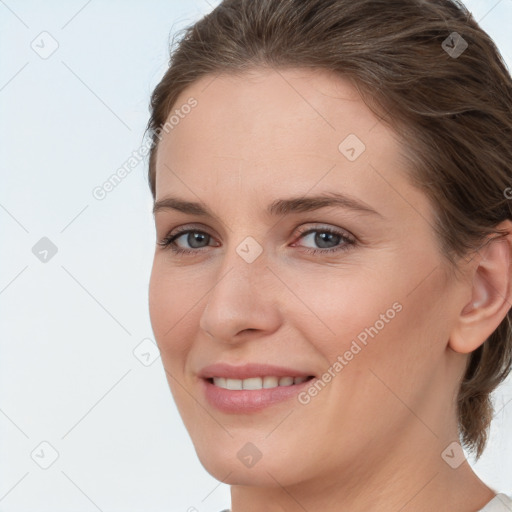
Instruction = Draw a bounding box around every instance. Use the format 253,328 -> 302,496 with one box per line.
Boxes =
449,220 -> 512,354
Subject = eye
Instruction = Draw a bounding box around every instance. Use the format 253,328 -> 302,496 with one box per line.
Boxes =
157,228 -> 218,255
291,226 -> 356,255
157,225 -> 356,256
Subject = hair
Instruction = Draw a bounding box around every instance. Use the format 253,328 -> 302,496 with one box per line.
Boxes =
145,0 -> 512,459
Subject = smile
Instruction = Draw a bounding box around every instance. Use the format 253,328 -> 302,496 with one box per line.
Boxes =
199,364 -> 317,413
210,376 -> 312,390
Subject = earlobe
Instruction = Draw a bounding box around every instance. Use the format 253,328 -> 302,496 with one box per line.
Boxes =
449,222 -> 512,354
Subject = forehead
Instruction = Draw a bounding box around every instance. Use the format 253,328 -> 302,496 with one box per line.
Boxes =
157,67 -> 391,165
154,67 -> 430,224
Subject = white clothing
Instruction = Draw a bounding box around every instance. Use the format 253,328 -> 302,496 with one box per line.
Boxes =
220,493 -> 512,511
219,492 -> 512,511
479,493 -> 512,511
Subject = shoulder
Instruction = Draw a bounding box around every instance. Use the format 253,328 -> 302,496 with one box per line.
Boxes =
479,493 -> 512,512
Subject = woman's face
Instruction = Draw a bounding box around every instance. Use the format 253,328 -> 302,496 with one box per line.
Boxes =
149,67 -> 467,487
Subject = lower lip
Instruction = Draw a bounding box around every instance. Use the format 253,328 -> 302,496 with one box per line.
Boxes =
202,378 -> 314,413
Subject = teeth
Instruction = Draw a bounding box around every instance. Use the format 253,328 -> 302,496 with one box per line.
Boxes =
226,378 -> 243,390
263,376 -> 278,388
243,377 -> 262,390
212,376 -> 310,390
214,377 -> 227,388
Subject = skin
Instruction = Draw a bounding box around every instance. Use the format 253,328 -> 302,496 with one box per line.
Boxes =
148,67 -> 512,512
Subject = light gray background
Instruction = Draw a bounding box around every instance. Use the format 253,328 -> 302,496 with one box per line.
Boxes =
0,1 -> 511,510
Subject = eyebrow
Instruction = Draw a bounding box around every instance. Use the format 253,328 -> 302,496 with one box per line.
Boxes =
153,192 -> 383,218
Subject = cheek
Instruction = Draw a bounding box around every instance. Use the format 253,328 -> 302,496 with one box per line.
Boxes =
148,258 -> 196,359
148,260 -> 201,414
282,263 -> 402,357
290,253 -> 445,374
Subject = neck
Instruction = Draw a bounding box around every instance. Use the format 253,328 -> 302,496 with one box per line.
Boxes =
230,420 -> 494,512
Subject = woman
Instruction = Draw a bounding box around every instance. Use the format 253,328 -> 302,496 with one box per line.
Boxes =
146,0 -> 512,510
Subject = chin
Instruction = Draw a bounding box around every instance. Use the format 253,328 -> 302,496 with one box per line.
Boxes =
189,431 -> 315,488
196,450 -> 295,487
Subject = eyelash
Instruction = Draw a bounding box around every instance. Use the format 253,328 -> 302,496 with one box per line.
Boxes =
157,225 -> 356,256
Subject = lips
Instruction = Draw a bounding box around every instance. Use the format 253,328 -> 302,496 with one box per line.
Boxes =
199,362 -> 314,380
199,363 -> 316,413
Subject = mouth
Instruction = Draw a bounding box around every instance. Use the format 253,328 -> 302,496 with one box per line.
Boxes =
199,363 -> 316,413
207,375 -> 314,390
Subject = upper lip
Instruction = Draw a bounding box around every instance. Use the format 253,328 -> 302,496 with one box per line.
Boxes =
199,363 -> 314,380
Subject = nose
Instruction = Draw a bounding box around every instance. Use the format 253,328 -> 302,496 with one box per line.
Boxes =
198,244 -> 282,343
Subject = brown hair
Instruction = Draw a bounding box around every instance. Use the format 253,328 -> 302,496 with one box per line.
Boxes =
145,0 -> 512,459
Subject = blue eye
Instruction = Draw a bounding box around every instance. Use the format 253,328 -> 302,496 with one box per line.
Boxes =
292,227 -> 355,255
157,226 -> 355,256
158,229 -> 216,255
